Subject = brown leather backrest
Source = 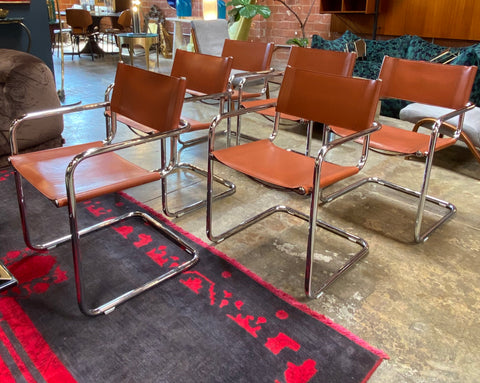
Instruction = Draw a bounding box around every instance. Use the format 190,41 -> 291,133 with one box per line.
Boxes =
379,56 -> 477,109
171,49 -> 233,95
110,63 -> 186,133
117,9 -> 132,29
65,8 -> 93,29
221,39 -> 274,72
288,46 -> 356,77
277,66 -> 382,132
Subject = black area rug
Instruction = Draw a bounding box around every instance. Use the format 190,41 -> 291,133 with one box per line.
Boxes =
0,168 -> 387,382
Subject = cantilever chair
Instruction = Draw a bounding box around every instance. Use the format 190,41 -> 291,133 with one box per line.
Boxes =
8,63 -> 198,317
164,49 -> 236,217
221,39 -> 275,104
240,47 -> 357,148
327,56 -> 477,243
220,39 -> 275,144
104,50 -> 235,218
206,66 -> 382,298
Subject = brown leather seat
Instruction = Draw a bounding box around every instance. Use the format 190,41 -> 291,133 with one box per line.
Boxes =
9,63 -> 198,316
328,56 -> 477,242
207,66 -> 382,298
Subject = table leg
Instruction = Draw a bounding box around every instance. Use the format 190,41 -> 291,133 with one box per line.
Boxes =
128,46 -> 134,66
144,42 -> 151,71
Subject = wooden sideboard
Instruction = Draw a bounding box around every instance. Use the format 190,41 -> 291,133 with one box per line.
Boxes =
323,0 -> 480,42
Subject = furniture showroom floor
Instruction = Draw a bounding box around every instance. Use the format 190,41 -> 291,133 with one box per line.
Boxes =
50,49 -> 479,382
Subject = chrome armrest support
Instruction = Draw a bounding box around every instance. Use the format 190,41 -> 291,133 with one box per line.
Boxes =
9,101 -> 110,155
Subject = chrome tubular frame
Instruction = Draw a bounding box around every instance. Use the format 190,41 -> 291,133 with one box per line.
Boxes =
229,69 -> 280,147
322,105 -> 474,243
10,104 -> 199,316
206,110 -> 380,298
160,90 -> 237,218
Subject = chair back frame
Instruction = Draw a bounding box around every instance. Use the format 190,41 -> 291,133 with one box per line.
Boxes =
9,64 -> 197,316
171,49 -> 233,98
221,39 -> 275,72
206,67 -> 382,298
379,56 -> 477,109
327,56 -> 478,243
65,8 -> 93,34
287,46 -> 357,77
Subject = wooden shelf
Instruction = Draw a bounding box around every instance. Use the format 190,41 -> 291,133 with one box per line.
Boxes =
320,0 -> 377,14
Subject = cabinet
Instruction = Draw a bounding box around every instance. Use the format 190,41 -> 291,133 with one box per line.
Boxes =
320,0 -> 377,14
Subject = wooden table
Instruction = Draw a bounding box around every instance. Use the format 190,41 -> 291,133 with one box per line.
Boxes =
117,33 -> 159,71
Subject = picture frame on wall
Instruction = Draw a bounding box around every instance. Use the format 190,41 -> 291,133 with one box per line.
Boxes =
0,0 -> 30,4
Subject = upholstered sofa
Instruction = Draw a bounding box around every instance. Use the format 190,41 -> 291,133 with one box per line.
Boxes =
311,31 -> 480,118
0,49 -> 64,167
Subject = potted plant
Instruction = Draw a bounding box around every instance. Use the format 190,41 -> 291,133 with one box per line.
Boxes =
227,0 -> 271,40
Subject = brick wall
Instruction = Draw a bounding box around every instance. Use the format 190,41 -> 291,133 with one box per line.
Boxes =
57,0 -> 332,67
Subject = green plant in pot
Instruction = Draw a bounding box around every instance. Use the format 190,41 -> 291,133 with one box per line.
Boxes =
227,0 -> 271,40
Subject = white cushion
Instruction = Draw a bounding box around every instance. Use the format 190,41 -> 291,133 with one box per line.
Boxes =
399,103 -> 480,148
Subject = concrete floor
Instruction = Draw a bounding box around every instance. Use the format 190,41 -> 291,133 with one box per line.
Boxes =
52,48 -> 479,382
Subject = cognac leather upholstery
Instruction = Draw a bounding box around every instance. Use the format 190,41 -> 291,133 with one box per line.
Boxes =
328,56 -> 477,242
9,63 -> 198,316
10,141 -> 160,207
213,139 -> 359,192
170,49 -> 233,140
171,49 -> 233,100
207,67 -> 382,298
221,39 -> 275,103
222,39 -> 274,74
331,56 -> 477,155
241,47 -> 357,120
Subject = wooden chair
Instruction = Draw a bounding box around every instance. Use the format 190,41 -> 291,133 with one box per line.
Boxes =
327,56 -> 477,242
206,66 -> 382,298
65,8 -> 97,61
8,63 -> 198,316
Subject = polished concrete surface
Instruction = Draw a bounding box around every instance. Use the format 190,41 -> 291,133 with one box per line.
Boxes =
52,49 -> 479,382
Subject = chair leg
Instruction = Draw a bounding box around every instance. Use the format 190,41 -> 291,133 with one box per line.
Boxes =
13,170 -> 199,317
320,175 -> 456,243
159,137 -> 236,218
206,160 -> 369,298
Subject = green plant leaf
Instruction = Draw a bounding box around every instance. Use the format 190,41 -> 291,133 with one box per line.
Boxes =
286,37 -> 309,47
239,4 -> 256,18
256,5 -> 271,18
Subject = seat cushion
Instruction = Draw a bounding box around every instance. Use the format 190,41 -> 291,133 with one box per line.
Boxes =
213,139 -> 359,192
10,141 -> 161,207
331,124 -> 456,155
399,103 -> 480,148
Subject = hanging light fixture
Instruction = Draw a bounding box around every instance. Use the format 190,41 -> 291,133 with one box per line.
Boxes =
203,0 -> 217,20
